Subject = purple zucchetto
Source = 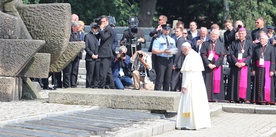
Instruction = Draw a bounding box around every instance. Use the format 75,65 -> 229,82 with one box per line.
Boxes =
239,27 -> 246,31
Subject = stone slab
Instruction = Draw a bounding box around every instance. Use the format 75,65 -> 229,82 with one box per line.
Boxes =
8,123 -> 90,137
0,39 -> 45,77
48,88 -> 180,111
0,77 -> 22,102
25,120 -> 106,135
50,41 -> 85,72
21,77 -> 41,100
49,116 -> 118,130
17,3 -> 71,65
0,126 -> 66,137
222,105 -> 255,113
0,11 -> 20,39
254,107 -> 276,114
19,53 -> 50,78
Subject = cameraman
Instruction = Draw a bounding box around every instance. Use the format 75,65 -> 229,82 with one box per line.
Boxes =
131,50 -> 154,90
120,17 -> 145,57
111,46 -> 133,89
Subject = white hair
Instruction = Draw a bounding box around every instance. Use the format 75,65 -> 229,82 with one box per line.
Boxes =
120,46 -> 127,52
182,42 -> 191,47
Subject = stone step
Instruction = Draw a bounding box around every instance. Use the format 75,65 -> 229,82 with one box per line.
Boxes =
7,122 -> 90,137
25,119 -> 106,135
0,108 -> 169,137
49,88 -> 180,111
0,126 -> 70,137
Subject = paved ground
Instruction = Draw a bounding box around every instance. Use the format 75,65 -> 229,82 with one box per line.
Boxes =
154,112 -> 276,137
0,89 -> 276,137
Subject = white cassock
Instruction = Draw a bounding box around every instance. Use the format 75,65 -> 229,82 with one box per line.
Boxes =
176,49 -> 211,130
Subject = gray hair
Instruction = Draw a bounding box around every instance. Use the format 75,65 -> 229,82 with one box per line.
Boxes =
71,21 -> 80,27
120,46 -> 127,52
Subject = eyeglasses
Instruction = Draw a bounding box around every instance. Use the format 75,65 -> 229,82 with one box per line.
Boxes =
158,19 -> 162,21
256,22 -> 259,24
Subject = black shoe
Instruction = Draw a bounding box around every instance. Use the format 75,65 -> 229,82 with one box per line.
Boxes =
104,85 -> 110,89
43,86 -> 56,90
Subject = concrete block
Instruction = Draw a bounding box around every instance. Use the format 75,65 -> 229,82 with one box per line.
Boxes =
22,78 -> 41,100
50,42 -> 85,72
0,11 -> 20,39
255,107 -> 276,114
162,121 -> 176,133
17,3 -> 71,65
48,88 -> 180,111
0,39 -> 45,77
222,105 -> 255,114
19,53 -> 50,78
0,77 -> 22,102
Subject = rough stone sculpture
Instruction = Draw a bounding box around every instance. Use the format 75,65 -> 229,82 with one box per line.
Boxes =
0,0 -> 84,101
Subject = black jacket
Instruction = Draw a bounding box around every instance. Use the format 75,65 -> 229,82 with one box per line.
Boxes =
84,32 -> 99,61
98,25 -> 114,58
69,31 -> 82,59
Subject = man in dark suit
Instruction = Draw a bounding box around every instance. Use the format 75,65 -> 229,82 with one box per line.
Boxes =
251,17 -> 268,44
63,21 -> 82,88
192,27 -> 209,53
187,21 -> 199,41
120,17 -> 145,57
171,27 -> 186,91
223,19 -> 236,51
97,15 -> 115,88
84,22 -> 100,88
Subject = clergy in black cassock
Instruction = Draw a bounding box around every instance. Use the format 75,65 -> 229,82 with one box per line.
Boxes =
252,34 -> 275,105
226,28 -> 252,103
200,29 -> 226,102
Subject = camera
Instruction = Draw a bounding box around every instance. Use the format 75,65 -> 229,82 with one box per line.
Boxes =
238,25 -> 242,28
138,53 -> 143,58
121,53 -> 126,57
94,15 -> 116,27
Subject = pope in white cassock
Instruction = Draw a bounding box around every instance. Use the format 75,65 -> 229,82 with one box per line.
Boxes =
176,42 -> 211,130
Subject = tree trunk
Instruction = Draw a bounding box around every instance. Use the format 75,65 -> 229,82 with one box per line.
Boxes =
138,0 -> 157,27
223,0 -> 229,20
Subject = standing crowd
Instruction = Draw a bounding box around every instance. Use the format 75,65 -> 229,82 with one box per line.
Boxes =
39,13 -> 276,106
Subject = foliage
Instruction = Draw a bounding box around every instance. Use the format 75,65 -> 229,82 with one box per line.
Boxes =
228,0 -> 276,30
155,0 -> 224,28
22,0 -> 276,30
22,0 -> 40,4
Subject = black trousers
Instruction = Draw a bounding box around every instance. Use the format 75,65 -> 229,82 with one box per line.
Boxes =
41,72 -> 62,89
154,57 -> 173,91
170,68 -> 182,91
86,60 -> 95,88
63,57 -> 80,88
98,57 -> 112,88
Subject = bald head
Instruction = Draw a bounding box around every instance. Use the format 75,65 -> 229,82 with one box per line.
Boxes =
200,27 -> 208,38
72,14 -> 79,22
210,29 -> 220,41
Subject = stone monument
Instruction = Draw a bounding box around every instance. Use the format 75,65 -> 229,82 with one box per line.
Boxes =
0,0 -> 84,101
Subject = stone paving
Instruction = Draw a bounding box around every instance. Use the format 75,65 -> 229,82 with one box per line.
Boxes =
154,112 -> 276,137
0,90 -> 276,137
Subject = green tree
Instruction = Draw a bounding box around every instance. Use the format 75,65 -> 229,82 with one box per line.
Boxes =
227,0 -> 276,30
22,0 -> 40,4
38,0 -> 138,26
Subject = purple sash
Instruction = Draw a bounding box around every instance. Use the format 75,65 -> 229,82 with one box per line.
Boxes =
209,52 -> 221,94
238,58 -> 248,99
256,60 -> 271,102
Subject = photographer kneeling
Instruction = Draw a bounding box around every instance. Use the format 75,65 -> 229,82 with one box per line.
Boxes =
112,46 -> 133,90
131,50 -> 155,90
